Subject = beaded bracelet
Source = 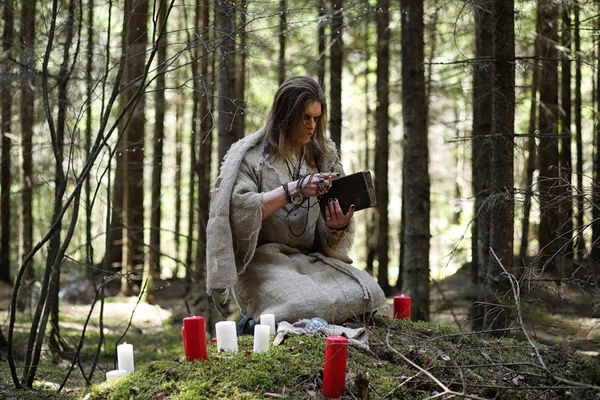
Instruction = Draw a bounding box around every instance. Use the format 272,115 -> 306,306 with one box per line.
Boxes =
282,182 -> 292,204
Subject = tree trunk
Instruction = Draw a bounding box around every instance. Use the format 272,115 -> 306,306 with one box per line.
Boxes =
519,11 -> 540,262
148,0 -> 168,301
121,0 -> 149,296
375,0 -> 390,295
278,0 -> 286,85
593,0 -> 600,264
19,0 -> 36,311
329,0 -> 343,151
574,0 -> 585,260
217,0 -> 237,163
483,0 -> 515,333
537,0 -> 560,271
401,0 -> 430,321
0,0 -> 14,284
234,0 -> 247,140
174,93 -> 183,278
471,0 -> 494,331
559,2 -> 573,265
317,0 -> 326,91
194,0 -> 213,320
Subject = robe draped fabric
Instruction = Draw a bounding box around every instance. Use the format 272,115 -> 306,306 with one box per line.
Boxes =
206,129 -> 387,323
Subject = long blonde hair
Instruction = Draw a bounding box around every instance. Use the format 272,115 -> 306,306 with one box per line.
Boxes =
264,76 -> 337,169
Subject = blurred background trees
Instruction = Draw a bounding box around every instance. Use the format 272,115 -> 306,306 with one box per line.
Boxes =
1,0 -> 599,388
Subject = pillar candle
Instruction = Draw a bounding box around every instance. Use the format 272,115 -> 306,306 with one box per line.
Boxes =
253,324 -> 270,353
393,295 -> 412,320
183,316 -> 207,361
215,321 -> 238,352
117,343 -> 134,374
106,370 -> 128,381
322,336 -> 348,398
260,313 -> 276,335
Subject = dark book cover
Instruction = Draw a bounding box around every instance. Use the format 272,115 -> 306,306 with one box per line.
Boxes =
319,171 -> 377,218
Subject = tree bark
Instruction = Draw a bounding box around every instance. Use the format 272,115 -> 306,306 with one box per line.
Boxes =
0,0 -> 14,284
317,0 -> 326,91
121,0 -> 149,296
174,92 -> 183,278
278,0 -> 286,86
537,0 -> 560,271
148,0 -> 168,301
483,0 -> 515,333
401,0 -> 430,321
19,0 -> 36,311
574,0 -> 585,260
375,0 -> 390,295
559,2 -> 573,264
471,0 -> 493,331
217,0 -> 237,163
593,0 -> 600,264
329,0 -> 343,152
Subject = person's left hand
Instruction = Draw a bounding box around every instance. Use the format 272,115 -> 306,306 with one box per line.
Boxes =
325,198 -> 354,229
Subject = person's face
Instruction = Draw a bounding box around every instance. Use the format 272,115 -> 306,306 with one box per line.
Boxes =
292,101 -> 322,149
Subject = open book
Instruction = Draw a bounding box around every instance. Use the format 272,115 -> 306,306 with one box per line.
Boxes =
318,171 -> 377,218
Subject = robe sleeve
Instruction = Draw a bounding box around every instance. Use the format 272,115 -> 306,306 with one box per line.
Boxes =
229,152 -> 264,273
317,161 -> 355,263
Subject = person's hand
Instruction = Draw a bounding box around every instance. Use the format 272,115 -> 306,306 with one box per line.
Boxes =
290,172 -> 339,198
325,198 -> 354,229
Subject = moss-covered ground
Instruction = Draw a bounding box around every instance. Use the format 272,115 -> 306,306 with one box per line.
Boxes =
2,314 -> 599,399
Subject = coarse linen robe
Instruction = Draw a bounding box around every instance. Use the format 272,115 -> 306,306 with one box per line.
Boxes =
206,129 -> 387,323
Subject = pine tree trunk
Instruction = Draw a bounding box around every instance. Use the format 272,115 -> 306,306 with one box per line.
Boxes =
0,0 -> 14,284
592,0 -> 600,264
519,12 -> 540,262
471,0 -> 493,331
278,0 -> 286,85
149,0 -> 168,301
317,0 -> 326,91
329,0 -> 343,151
217,0 -> 237,163
559,3 -> 573,265
483,0 -> 515,333
174,94 -> 183,278
194,0 -> 213,320
19,0 -> 36,311
121,0 -> 148,296
375,0 -> 390,295
401,0 -> 430,321
574,0 -> 585,260
537,0 -> 560,271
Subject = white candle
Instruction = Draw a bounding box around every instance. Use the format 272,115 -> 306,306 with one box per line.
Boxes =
253,324 -> 270,353
260,314 -> 276,335
106,369 -> 128,380
215,321 -> 238,352
117,343 -> 135,374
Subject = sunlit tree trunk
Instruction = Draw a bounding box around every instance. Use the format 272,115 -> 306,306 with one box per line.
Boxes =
574,0 -> 585,260
401,0 -> 430,321
0,0 -> 14,285
471,0 -> 493,331
375,0 -> 390,295
537,0 -> 560,271
121,0 -> 149,296
484,0 -> 515,333
559,2 -> 573,265
19,0 -> 36,311
148,0 -> 168,301
519,11 -> 540,262
329,0 -> 343,151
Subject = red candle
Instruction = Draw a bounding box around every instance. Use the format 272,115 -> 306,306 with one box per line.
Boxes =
182,316 -> 207,361
393,295 -> 412,320
322,336 -> 348,398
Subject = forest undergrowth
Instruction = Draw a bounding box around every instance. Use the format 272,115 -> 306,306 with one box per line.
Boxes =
1,269 -> 599,399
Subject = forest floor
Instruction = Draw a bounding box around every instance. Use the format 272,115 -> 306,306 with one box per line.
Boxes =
0,265 -> 599,399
